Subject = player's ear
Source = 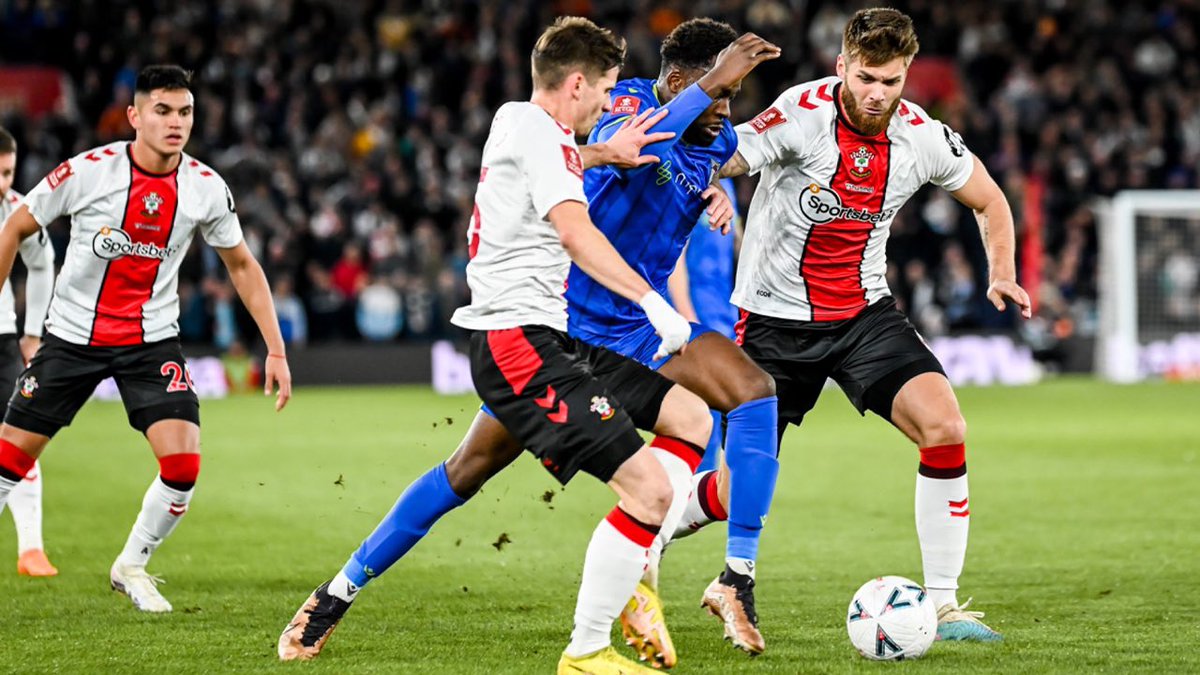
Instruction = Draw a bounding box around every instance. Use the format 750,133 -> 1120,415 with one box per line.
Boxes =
666,68 -> 686,95
126,105 -> 140,131
836,54 -> 846,79
567,71 -> 585,100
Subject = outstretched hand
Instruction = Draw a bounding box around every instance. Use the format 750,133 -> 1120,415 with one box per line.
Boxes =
265,354 -> 293,411
986,279 -> 1032,319
700,33 -> 782,94
603,108 -> 676,168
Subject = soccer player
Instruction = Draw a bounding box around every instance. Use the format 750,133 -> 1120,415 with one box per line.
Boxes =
278,18 -> 712,674
0,65 -> 292,611
0,126 -> 57,577
567,21 -> 780,658
667,176 -> 740,475
716,7 -> 1032,641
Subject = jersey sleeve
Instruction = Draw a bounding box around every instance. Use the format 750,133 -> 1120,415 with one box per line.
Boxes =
734,91 -> 800,175
22,158 -> 85,227
923,120 -> 974,192
200,180 -> 245,248
521,114 -> 588,219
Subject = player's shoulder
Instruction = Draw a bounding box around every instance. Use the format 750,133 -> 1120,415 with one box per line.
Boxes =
501,101 -> 573,138
742,77 -> 839,136
610,78 -> 657,115
62,141 -> 129,176
6,188 -> 22,205
179,153 -> 225,182
890,98 -> 967,155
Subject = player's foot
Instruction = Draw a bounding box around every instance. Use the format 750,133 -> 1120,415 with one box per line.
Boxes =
701,568 -> 764,655
936,598 -> 1003,642
557,646 -> 661,674
619,581 -> 676,668
110,562 -> 171,613
17,549 -> 58,577
278,581 -> 353,661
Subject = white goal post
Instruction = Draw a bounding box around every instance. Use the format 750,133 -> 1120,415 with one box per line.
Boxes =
1098,190 -> 1200,382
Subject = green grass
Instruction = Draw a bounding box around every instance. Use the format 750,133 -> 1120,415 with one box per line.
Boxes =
2,379 -> 1198,673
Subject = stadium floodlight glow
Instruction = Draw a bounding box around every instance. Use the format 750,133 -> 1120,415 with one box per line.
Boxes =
1098,190 -> 1200,382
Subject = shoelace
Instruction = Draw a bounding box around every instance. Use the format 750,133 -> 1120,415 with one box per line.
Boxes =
127,570 -> 166,587
735,582 -> 759,626
939,597 -> 986,620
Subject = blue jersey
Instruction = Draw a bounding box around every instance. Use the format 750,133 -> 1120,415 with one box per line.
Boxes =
682,177 -> 739,339
566,78 -> 737,341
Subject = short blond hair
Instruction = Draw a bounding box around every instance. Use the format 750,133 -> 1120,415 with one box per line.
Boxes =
842,8 -> 920,67
531,17 -> 625,90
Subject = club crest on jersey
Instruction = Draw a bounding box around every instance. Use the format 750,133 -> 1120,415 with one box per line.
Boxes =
589,396 -> 615,420
141,192 -> 164,218
848,145 -> 874,180
19,375 -> 37,399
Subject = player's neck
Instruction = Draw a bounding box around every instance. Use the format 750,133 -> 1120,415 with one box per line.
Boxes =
529,91 -> 574,131
129,139 -> 182,175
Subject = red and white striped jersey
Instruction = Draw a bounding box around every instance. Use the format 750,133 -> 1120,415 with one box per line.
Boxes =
22,142 -> 243,346
0,189 -> 55,336
451,102 -> 587,332
732,76 -> 974,322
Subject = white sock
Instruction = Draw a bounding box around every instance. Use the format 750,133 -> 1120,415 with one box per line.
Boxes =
643,448 -> 693,590
725,557 -> 756,580
9,460 -> 45,553
916,472 -> 969,608
565,512 -> 656,658
116,477 -> 195,568
0,473 -> 17,517
671,470 -> 724,540
327,569 -> 360,603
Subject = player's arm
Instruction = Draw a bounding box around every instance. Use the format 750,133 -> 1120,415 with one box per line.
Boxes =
667,243 -> 699,323
949,156 -> 1031,318
719,151 -> 751,178
215,242 -> 293,410
0,205 -> 42,288
550,200 -> 691,357
581,108 -> 675,169
18,229 -> 55,362
702,176 -> 735,234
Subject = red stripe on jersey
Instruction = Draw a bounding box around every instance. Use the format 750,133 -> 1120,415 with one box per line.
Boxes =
800,89 -> 890,321
486,327 -> 543,396
734,308 -> 749,346
90,164 -> 179,346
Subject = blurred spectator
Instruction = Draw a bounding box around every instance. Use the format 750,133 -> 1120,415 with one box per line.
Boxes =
357,275 -> 404,341
273,275 -> 308,346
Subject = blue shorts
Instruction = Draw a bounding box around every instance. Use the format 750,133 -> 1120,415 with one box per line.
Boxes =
573,320 -> 717,371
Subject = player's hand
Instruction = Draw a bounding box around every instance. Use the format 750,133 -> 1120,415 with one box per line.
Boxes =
986,279 -> 1032,319
265,354 -> 293,411
640,291 -> 691,360
603,108 -> 675,168
699,33 -> 782,94
18,335 -> 41,365
701,184 -> 735,235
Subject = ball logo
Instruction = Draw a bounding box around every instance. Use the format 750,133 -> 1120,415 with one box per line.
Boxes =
799,184 -> 896,225
92,226 -> 178,261
848,146 -> 874,180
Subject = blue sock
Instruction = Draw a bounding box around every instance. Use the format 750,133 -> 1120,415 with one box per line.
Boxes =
696,409 -> 723,473
341,462 -> 467,587
723,396 -> 779,562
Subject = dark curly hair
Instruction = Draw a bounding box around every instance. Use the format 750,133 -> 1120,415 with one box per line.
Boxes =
660,18 -> 737,73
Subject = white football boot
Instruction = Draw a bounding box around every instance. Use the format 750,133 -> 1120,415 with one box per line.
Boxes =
110,562 -> 172,613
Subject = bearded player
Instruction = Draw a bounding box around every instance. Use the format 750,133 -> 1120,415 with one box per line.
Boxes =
715,7 -> 1031,641
0,65 -> 291,612
0,126 -> 58,577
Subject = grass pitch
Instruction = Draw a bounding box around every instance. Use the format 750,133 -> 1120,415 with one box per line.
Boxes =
1,379 -> 1197,674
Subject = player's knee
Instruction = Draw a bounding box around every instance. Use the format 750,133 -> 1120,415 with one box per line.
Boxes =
656,386 -> 712,448
919,415 -> 967,448
734,365 -> 776,404
639,477 -> 675,525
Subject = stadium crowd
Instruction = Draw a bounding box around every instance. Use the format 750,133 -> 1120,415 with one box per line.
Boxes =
0,0 -> 1196,349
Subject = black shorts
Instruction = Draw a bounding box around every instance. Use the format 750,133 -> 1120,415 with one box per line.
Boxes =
5,333 -> 201,437
0,335 -> 24,421
738,297 -> 945,430
470,325 -> 674,485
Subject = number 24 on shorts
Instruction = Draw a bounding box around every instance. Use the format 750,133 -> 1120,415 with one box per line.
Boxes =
160,361 -> 195,393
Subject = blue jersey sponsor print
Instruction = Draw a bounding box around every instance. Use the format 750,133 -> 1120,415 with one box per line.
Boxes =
567,78 -> 737,355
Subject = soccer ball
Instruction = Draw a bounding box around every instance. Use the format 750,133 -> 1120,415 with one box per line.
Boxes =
846,576 -> 937,661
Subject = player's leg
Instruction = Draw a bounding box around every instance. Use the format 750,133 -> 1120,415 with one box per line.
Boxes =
658,331 -> 778,581
844,301 -> 1000,642
109,340 -> 203,613
10,461 -> 57,576
279,411 -> 523,661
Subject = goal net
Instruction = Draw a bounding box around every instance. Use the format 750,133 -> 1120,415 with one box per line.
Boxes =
1098,190 -> 1200,382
